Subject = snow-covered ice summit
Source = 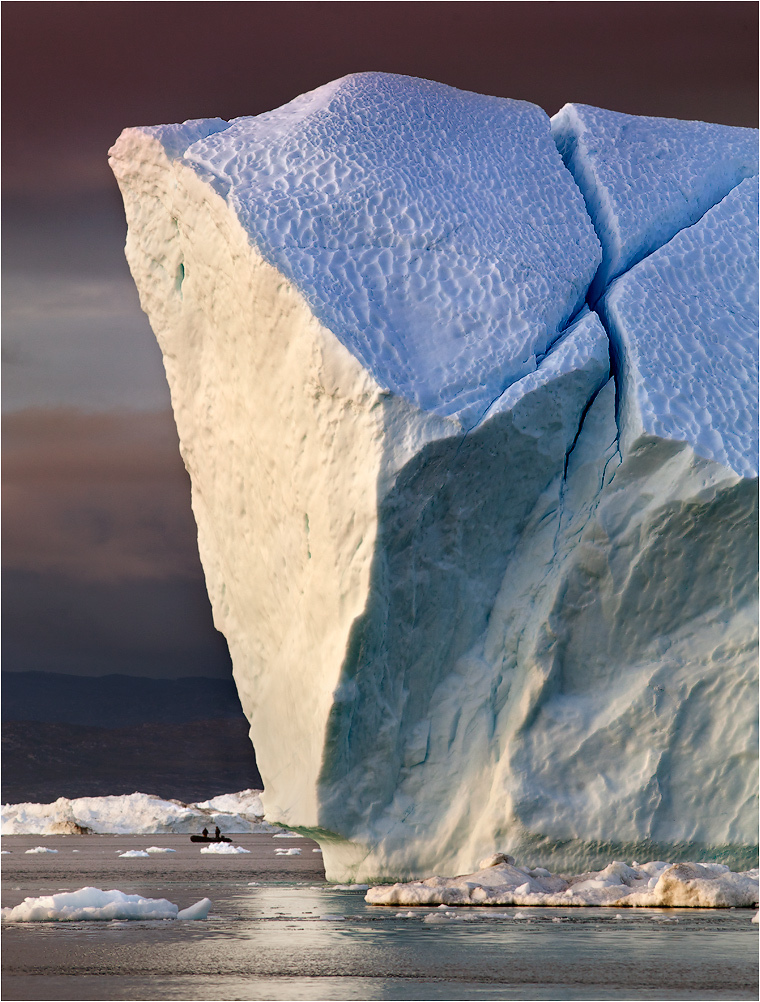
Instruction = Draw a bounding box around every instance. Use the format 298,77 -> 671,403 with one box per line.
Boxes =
110,72 -> 758,883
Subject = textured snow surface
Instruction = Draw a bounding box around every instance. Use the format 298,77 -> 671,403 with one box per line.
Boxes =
1,888 -> 211,922
1,790 -> 273,835
602,176 -> 759,477
137,72 -> 601,427
552,102 -> 758,299
367,859 -> 760,909
109,73 -> 758,884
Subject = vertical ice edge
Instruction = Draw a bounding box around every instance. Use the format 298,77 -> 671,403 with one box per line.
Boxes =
109,73 -> 758,882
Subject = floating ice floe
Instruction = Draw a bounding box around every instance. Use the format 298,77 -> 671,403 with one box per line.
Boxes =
117,850 -> 151,858
199,843 -> 251,854
366,858 -> 760,908
1,887 -> 211,922
1,790 -> 275,836
275,847 -> 302,856
145,846 -> 177,853
24,846 -> 58,854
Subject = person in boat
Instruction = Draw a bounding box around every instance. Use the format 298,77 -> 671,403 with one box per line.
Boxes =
214,826 -> 221,840
202,828 -> 208,838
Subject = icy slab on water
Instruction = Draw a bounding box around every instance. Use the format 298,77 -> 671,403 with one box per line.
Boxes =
1,888 -> 211,922
109,72 -> 758,884
366,859 -> 760,909
602,176 -> 759,478
1,790 -> 273,835
552,102 -> 758,300
199,843 -> 250,854
135,71 -> 601,427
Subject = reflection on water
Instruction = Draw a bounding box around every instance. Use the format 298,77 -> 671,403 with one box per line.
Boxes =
3,883 -> 757,1001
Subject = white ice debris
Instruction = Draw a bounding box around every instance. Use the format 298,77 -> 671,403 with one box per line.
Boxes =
145,847 -> 176,853
117,850 -> 151,858
177,898 -> 213,920
275,847 -> 302,856
1,888 -> 211,922
367,860 -> 760,909
199,843 -> 251,854
109,72 -> 758,884
193,790 -> 264,817
1,790 -> 275,836
25,847 -> 58,854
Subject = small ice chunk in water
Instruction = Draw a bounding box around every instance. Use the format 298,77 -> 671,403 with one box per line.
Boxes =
1,887 -> 211,922
200,844 -> 250,854
25,847 -> 58,854
145,846 -> 177,854
177,897 -> 212,920
275,847 -> 302,856
118,850 -> 151,858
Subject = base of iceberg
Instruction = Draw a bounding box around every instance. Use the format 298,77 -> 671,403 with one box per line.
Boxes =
1,888 -> 211,922
366,857 -> 760,909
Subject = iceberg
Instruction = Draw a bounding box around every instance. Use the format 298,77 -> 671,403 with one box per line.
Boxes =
109,72 -> 758,883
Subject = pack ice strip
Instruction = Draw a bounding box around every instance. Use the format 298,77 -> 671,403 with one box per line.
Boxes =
366,858 -> 760,909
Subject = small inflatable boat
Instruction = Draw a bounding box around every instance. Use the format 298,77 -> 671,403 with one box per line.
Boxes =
190,834 -> 232,843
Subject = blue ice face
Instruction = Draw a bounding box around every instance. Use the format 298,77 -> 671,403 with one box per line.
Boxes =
602,176 -> 759,479
552,102 -> 758,302
142,72 -> 601,429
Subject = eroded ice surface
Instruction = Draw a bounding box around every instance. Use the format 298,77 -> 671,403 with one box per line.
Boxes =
1,888 -> 211,922
137,72 -> 601,427
1,791 -> 272,836
602,176 -> 759,478
367,858 -> 760,909
552,101 -> 758,299
108,73 -> 759,884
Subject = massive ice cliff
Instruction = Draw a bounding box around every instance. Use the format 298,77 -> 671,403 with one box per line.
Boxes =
109,73 -> 758,882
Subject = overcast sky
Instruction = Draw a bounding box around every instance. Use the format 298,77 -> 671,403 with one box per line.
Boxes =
3,2 -> 757,678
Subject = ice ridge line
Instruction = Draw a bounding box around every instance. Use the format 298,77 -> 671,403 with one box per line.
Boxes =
552,148 -> 758,311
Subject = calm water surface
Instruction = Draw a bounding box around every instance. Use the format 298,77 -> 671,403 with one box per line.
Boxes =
2,835 -> 757,1001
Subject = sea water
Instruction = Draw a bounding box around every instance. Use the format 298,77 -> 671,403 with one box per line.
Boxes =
2,835 -> 757,1001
